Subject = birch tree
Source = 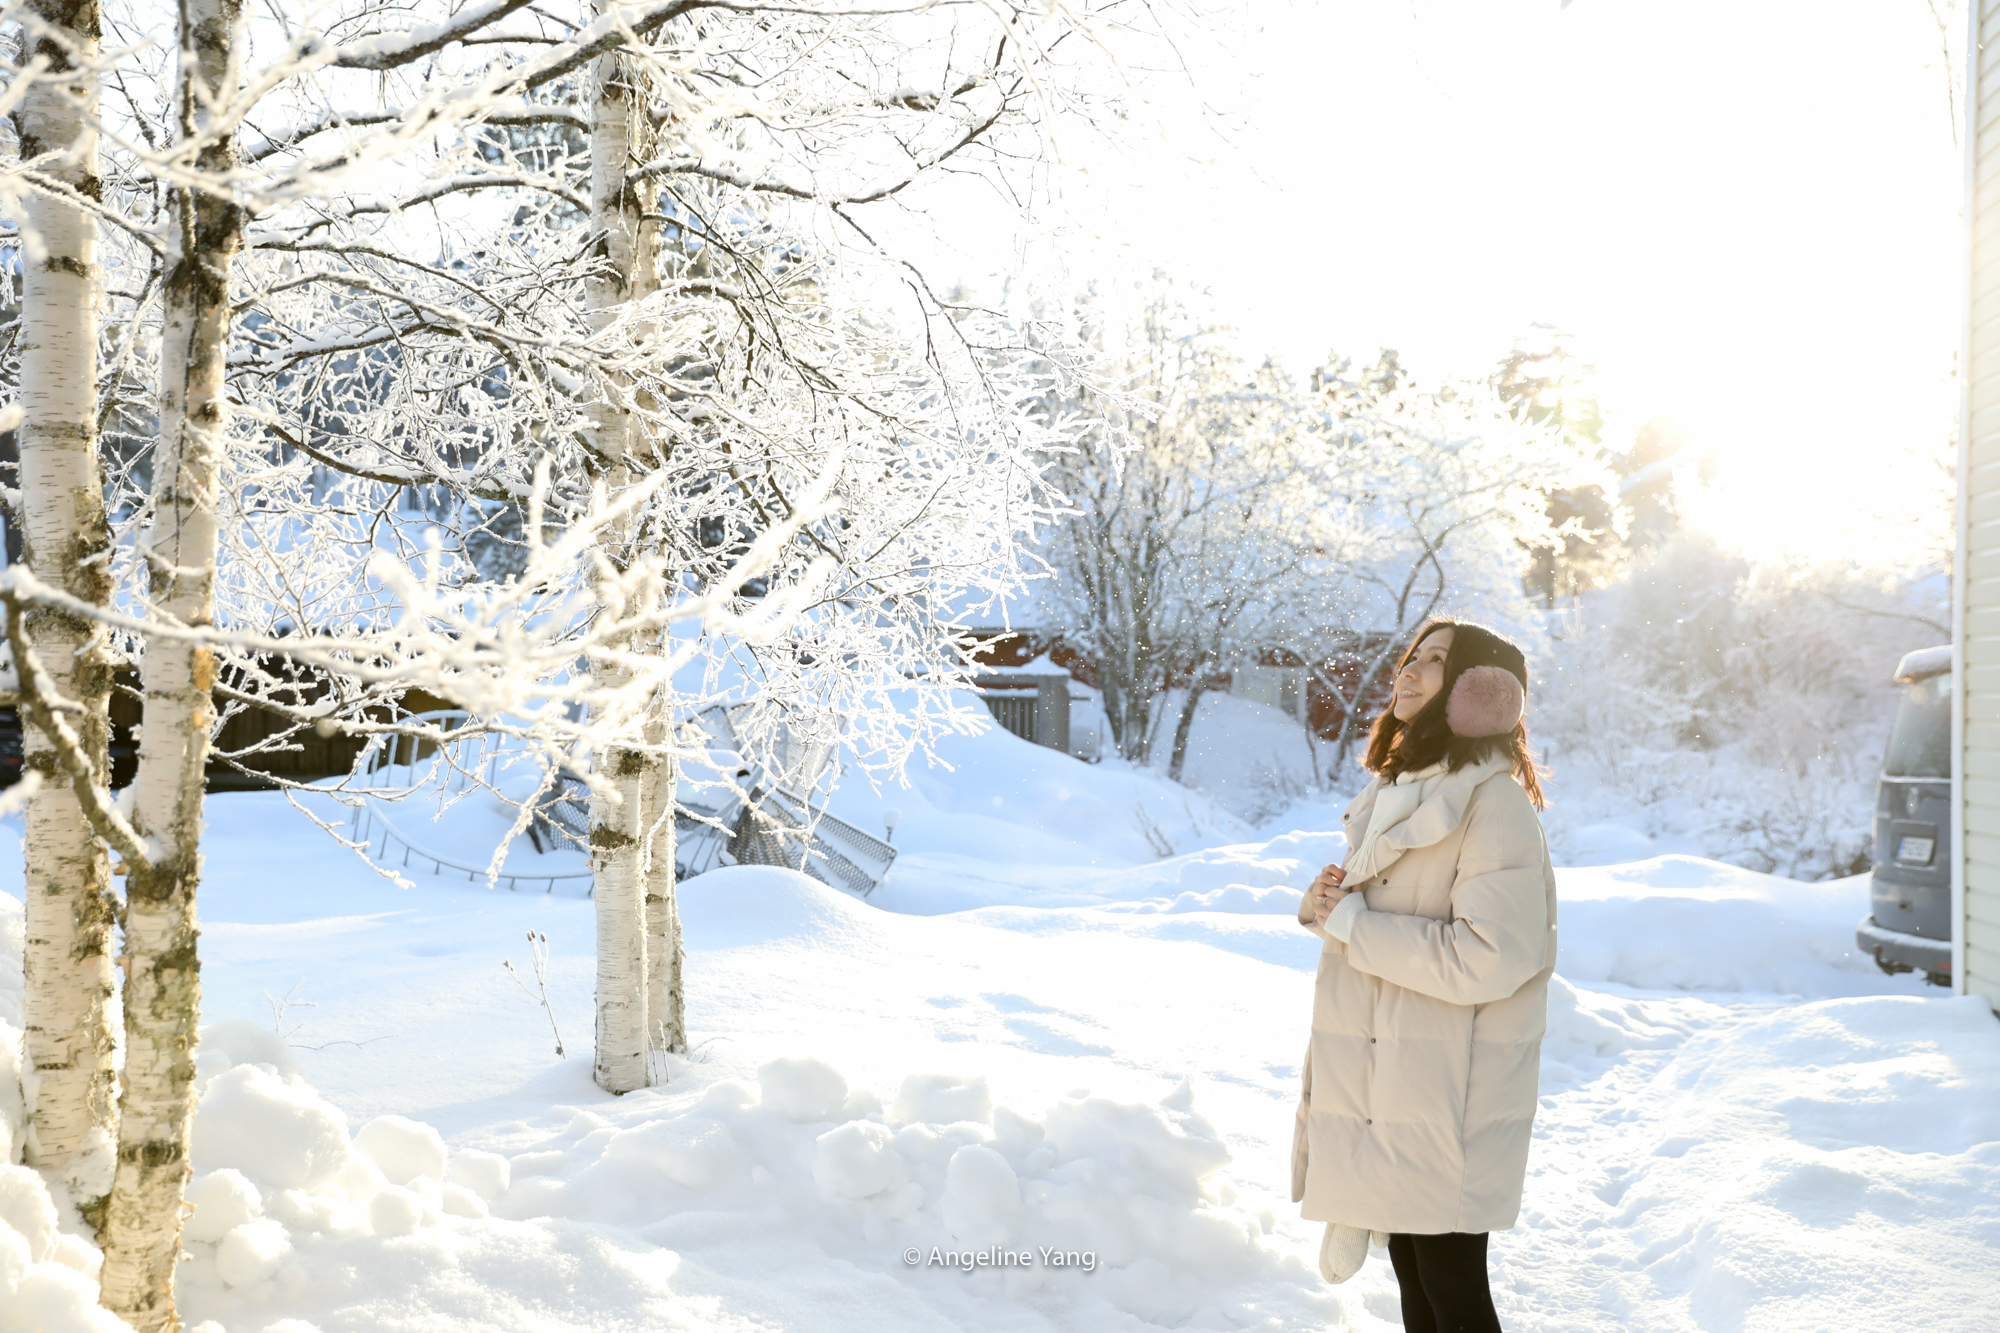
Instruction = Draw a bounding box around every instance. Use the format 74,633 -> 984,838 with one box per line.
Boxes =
8,0 -> 119,1221
221,3 -> 1111,1091
584,32 -> 660,1095
89,0 -> 245,1319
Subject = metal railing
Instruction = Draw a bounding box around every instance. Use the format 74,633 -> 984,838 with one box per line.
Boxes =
354,712 -> 593,893
351,706 -> 897,897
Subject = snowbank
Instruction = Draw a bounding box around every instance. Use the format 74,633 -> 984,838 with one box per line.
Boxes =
0,893 -> 130,1331
165,1026 -> 1331,1331
1555,857 -> 1918,998
828,699 -> 1253,875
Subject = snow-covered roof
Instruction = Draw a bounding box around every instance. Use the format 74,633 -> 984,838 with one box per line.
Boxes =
1894,644 -> 1952,682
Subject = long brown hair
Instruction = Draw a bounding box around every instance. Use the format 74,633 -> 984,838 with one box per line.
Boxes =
1363,617 -> 1547,809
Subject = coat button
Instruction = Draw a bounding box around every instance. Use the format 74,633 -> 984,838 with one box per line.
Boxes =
1365,1118 -> 1373,1125
1370,1037 -> 1377,1043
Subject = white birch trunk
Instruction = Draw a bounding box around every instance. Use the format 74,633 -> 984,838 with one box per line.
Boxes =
13,0 -> 120,1223
588,39 -> 660,1095
640,712 -> 684,1068
96,0 -> 244,1322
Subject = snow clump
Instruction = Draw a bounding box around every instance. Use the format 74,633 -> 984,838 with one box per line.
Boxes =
0,1165 -> 128,1333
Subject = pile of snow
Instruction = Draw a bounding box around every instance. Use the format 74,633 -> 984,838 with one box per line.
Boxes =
174,1035 -> 509,1318
168,1036 -> 1326,1330
0,893 -> 130,1332
0,1161 -> 128,1333
1554,856 -> 1912,997
827,697 -> 1253,874
1,866 -> 1336,1331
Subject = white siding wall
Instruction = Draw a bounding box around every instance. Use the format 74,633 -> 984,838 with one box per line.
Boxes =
1957,0 -> 2000,1006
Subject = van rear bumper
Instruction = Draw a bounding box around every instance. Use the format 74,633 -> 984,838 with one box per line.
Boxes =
1856,915 -> 1952,977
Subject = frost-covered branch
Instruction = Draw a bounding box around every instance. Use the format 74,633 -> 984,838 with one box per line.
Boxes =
0,587 -> 154,875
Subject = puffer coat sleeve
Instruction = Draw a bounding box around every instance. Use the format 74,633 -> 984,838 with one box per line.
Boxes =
1341,775 -> 1550,1005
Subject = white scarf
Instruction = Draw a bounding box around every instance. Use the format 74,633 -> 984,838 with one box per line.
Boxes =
1342,761 -> 1448,886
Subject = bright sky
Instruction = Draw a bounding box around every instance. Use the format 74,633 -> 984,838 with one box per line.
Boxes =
968,0 -> 1965,562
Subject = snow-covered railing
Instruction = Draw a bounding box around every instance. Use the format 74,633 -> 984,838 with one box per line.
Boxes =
355,711 -> 593,893
350,798 -> 592,894
352,706 -> 896,896
727,782 -> 897,898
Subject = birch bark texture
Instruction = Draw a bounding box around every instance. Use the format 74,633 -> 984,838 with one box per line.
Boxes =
96,0 -> 246,1321
587,38 -> 663,1095
12,0 -> 120,1217
640,717 -> 684,1067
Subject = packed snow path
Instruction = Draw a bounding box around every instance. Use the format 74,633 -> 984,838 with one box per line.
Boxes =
1,761 -> 1995,1330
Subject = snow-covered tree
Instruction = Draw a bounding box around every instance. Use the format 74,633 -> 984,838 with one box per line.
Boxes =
1040,290 -> 1608,783
1300,352 -> 1612,773
0,3 -> 1119,1315
233,3 -> 1116,1094
1039,283 -> 1322,771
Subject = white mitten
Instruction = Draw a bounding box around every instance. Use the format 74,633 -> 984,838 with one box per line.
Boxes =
1318,1223 -> 1370,1283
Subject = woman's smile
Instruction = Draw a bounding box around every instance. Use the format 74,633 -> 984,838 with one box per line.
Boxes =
1391,626 -> 1453,722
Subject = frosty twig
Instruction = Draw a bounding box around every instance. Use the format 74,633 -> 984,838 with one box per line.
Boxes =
504,930 -> 566,1057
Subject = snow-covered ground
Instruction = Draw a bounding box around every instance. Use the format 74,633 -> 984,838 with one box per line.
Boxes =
1,714 -> 1996,1331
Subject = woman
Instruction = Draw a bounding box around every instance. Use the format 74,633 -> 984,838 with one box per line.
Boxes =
1292,619 -> 1557,1333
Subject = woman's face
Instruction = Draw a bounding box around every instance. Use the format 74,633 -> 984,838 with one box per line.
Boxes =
1392,627 -> 1453,722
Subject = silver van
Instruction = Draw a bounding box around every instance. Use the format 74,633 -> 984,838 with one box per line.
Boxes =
1856,645 -> 1952,986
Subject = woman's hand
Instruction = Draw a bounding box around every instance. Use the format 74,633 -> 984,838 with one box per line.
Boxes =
1307,864 -> 1348,924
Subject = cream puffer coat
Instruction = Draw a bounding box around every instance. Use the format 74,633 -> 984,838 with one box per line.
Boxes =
1291,754 -> 1558,1235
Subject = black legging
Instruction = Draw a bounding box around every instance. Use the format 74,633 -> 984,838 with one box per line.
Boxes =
1386,1231 -> 1502,1333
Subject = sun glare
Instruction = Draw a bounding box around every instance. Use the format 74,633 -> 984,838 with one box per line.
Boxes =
1020,0 -> 1964,571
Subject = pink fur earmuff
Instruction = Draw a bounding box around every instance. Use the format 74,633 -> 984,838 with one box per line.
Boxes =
1446,664 -> 1526,738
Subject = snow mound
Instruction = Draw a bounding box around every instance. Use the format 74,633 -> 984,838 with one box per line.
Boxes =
1558,821 -> 1661,866
678,863 -> 885,950
0,1162 -> 126,1332
757,1056 -> 850,1123
0,860 -> 1333,1333
192,1064 -> 351,1191
512,1059 -> 1308,1327
828,695 -> 1255,873
1555,857 -> 1917,997
870,825 -> 1343,916
1539,976 -> 1713,1087
0,891 -> 138,1329
160,1038 -> 1327,1330
892,1072 -> 992,1126
354,1114 -> 448,1185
